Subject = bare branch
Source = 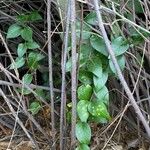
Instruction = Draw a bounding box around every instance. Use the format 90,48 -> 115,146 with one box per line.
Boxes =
70,0 -> 77,147
47,0 -> 56,148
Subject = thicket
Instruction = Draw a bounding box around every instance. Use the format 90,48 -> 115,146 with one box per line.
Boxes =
0,0 -> 150,149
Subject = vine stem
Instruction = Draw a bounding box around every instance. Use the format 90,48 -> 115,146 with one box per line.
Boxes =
70,0 -> 77,148
47,0 -> 56,149
93,0 -> 150,138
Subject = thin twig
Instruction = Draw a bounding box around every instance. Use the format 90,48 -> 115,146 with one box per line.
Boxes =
0,88 -> 37,148
47,0 -> 56,149
70,0 -> 77,147
0,64 -> 51,109
0,80 -> 60,92
93,0 -> 150,137
60,1 -> 70,150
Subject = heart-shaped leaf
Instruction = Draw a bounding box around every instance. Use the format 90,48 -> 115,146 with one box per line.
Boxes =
87,57 -> 102,77
17,43 -> 27,57
10,57 -> 25,69
79,70 -> 93,85
80,44 -> 92,59
112,36 -> 129,56
76,21 -> 91,40
109,55 -> 126,74
28,52 -> 45,70
94,86 -> 109,104
7,24 -> 22,39
28,11 -> 42,21
29,101 -> 41,115
75,122 -> 91,144
93,71 -> 108,92
22,74 -> 33,84
85,12 -> 97,25
21,26 -> 33,42
88,101 -> 110,119
78,84 -> 92,100
77,100 -> 89,122
90,35 -> 108,56
26,41 -> 40,49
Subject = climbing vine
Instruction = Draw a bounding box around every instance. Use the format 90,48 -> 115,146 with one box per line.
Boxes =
6,11 -> 45,115
65,11 -> 146,149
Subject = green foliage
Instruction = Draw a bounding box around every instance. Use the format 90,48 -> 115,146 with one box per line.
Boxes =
93,71 -> 108,92
79,70 -> 93,85
29,101 -> 42,115
6,11 -> 44,114
88,101 -> 110,119
76,144 -> 90,150
77,100 -> 89,122
17,43 -> 27,57
27,52 -> 45,70
21,26 -> 33,42
87,56 -> 102,77
85,12 -> 97,25
17,11 -> 42,22
76,21 -> 92,40
26,41 -> 40,49
112,36 -> 129,56
74,12 -> 132,149
22,74 -> 33,84
109,55 -> 126,74
77,84 -> 92,101
10,57 -> 25,69
6,11 -> 43,71
7,24 -> 22,38
75,122 -> 91,144
90,35 -> 108,56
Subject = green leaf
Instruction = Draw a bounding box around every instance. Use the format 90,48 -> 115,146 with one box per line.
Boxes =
88,101 -> 110,119
26,41 -> 40,49
78,84 -> 92,101
7,24 -> 22,39
17,43 -> 27,57
17,14 -> 29,22
79,70 -> 93,85
28,52 -> 45,70
10,57 -> 25,69
77,100 -> 89,122
35,89 -> 45,99
21,26 -> 33,42
76,144 -> 90,150
129,33 -> 144,45
28,11 -> 42,21
17,11 -> 42,22
75,122 -> 91,144
22,74 -> 33,84
93,71 -> 108,92
76,21 -> 91,40
17,88 -> 31,95
127,0 -> 143,14
85,12 -> 97,25
87,56 -> 102,77
109,55 -> 126,74
90,35 -> 108,56
112,36 -> 129,56
89,115 -> 108,124
66,58 -> 72,72
95,86 -> 109,104
29,101 -> 41,115
80,44 -> 92,59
